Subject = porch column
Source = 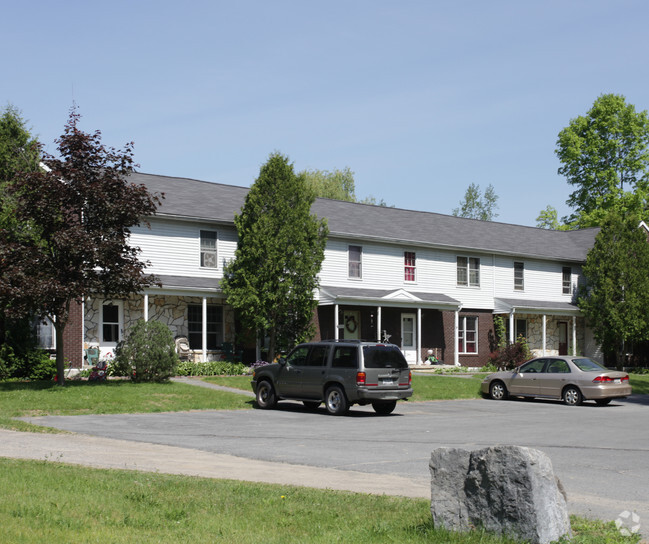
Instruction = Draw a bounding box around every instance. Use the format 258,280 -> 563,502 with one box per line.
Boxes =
509,311 -> 515,343
202,297 -> 207,362
417,307 -> 422,364
377,306 -> 382,342
542,314 -> 547,357
143,294 -> 149,322
454,310 -> 459,366
572,315 -> 577,355
334,304 -> 339,340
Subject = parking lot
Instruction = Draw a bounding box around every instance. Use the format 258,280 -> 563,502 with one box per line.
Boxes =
21,395 -> 649,536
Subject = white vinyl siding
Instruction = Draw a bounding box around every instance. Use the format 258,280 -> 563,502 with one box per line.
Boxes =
129,218 -> 237,278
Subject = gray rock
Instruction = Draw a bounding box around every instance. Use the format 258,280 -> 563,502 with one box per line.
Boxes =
429,446 -> 571,544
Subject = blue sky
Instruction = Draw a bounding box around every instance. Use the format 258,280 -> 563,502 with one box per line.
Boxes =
3,0 -> 648,226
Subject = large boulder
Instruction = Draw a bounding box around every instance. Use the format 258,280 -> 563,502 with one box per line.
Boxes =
429,445 -> 570,544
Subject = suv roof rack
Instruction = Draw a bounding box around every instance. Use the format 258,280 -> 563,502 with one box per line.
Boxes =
319,339 -> 394,344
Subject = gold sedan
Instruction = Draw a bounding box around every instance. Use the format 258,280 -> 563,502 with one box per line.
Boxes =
481,356 -> 632,406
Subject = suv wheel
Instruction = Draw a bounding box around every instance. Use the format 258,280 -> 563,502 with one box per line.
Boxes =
372,401 -> 396,415
325,385 -> 349,415
256,380 -> 277,409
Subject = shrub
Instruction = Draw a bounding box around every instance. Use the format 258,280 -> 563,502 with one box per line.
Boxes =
176,360 -> 250,377
113,320 -> 179,382
488,336 -> 532,370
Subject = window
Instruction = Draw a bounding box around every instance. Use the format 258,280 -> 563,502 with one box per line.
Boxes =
458,316 -> 478,354
102,303 -> 120,343
200,230 -> 217,268
562,267 -> 572,294
32,317 -> 54,349
348,245 -> 362,278
286,345 -> 310,366
332,346 -> 358,368
457,257 -> 480,287
404,251 -> 416,282
514,262 -> 524,291
507,318 -> 527,341
188,304 -> 224,350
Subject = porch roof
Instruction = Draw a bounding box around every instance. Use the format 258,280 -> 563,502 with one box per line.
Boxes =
494,297 -> 581,315
148,275 -> 222,295
318,285 -> 460,309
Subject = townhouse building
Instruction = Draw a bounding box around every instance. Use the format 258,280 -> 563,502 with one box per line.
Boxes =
49,172 -> 600,368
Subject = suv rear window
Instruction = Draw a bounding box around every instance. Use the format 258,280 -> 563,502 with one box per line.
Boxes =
363,345 -> 408,369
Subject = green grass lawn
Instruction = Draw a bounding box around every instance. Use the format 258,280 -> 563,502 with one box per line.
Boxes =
0,458 -> 638,544
0,380 -> 253,432
629,373 -> 649,394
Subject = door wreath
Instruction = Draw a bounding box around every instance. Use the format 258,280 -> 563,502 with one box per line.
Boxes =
345,315 -> 358,334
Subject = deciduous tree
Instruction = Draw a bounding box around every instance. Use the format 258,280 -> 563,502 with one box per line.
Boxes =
453,183 -> 499,221
578,213 -> 649,366
222,152 -> 328,361
0,109 -> 162,384
301,167 -> 356,201
556,94 -> 649,227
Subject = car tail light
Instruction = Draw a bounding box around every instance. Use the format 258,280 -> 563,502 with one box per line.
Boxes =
400,371 -> 412,387
622,375 -> 630,382
356,372 -> 366,386
592,376 -> 613,383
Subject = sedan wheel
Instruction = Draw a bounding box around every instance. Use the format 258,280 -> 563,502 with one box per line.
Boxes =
255,380 -> 277,409
325,386 -> 349,415
562,386 -> 583,406
489,381 -> 508,401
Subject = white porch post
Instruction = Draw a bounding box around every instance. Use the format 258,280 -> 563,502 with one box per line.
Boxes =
417,307 -> 422,364
334,304 -> 339,340
143,294 -> 149,322
509,311 -> 515,344
377,306 -> 382,342
572,315 -> 577,355
202,297 -> 207,362
542,314 -> 547,356
454,310 -> 459,366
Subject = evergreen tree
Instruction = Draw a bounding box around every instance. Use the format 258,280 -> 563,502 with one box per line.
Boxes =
222,152 -> 328,361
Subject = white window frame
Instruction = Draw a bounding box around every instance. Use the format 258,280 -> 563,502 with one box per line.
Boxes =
562,266 -> 572,294
457,256 -> 480,287
188,304 -> 224,350
101,301 -> 123,346
514,261 -> 524,291
200,230 -> 218,269
348,245 -> 362,279
458,316 -> 478,354
404,251 -> 416,282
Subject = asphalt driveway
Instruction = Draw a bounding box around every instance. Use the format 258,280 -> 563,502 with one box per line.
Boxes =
15,394 -> 649,537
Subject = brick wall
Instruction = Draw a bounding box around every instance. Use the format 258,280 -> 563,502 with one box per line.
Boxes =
63,300 -> 84,368
442,309 -> 495,367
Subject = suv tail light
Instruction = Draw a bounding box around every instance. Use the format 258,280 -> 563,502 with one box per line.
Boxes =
400,371 -> 412,387
356,372 -> 366,386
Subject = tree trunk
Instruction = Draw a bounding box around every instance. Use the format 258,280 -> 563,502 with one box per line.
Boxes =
53,312 -> 68,385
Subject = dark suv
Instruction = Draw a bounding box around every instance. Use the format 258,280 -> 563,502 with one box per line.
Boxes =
251,340 -> 413,415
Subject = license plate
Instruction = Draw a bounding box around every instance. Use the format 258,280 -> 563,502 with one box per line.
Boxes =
614,378 -> 621,384
381,378 -> 394,385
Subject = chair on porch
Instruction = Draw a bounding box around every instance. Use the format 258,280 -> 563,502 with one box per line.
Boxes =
85,347 -> 99,367
175,337 -> 191,361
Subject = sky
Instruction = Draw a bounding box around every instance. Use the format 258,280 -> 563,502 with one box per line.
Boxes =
2,0 -> 648,226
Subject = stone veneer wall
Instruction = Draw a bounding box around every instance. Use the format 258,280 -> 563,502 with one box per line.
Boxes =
518,314 -> 585,357
84,295 -> 236,361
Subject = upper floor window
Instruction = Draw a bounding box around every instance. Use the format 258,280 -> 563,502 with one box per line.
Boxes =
562,267 -> 572,294
404,251 -> 416,282
200,230 -> 217,268
348,245 -> 362,278
457,256 -> 480,287
458,316 -> 478,354
514,261 -> 524,291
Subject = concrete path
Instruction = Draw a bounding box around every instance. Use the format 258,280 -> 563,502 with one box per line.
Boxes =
0,429 -> 428,498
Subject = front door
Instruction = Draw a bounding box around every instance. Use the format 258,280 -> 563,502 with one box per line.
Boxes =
401,313 -> 416,364
558,322 -> 568,355
343,310 -> 360,340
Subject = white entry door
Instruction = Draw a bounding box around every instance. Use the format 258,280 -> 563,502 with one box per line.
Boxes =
401,313 -> 416,364
343,310 -> 361,340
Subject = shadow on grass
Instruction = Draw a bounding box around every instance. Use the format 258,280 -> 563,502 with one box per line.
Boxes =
0,379 -> 179,392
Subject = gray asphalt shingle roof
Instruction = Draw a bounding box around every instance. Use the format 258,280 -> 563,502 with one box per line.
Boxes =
131,172 -> 597,263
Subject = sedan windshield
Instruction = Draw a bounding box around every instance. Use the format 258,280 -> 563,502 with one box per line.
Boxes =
571,358 -> 608,372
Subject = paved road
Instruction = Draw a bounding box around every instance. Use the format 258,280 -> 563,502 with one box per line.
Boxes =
15,392 -> 649,534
